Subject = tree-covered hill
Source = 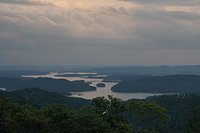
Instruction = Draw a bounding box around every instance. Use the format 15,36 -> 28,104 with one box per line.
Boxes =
0,77 -> 96,95
0,92 -> 169,133
147,94 -> 200,133
112,75 -> 200,93
0,88 -> 90,109
0,88 -> 200,133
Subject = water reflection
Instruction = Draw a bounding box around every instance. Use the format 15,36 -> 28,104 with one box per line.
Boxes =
22,72 -> 163,100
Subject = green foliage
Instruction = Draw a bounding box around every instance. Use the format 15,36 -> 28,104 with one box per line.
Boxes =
91,95 -> 131,133
91,95 -> 169,133
92,95 -> 125,117
74,111 -> 112,133
15,108 -> 51,133
187,107 -> 200,133
126,100 -> 169,133
0,94 -> 50,133
1,88 -> 91,109
127,100 -> 169,120
91,96 -> 110,115
42,104 -> 74,133
1,92 -> 191,133
148,94 -> 200,133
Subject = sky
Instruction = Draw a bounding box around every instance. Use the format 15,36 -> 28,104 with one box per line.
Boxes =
0,0 -> 200,66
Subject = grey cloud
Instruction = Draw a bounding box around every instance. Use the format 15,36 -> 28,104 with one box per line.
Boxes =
119,0 -> 200,6
100,5 -> 200,50
165,11 -> 200,20
0,0 -> 54,6
131,9 -> 200,49
39,16 -> 58,26
135,9 -> 200,21
0,0 -> 200,65
102,7 -> 131,16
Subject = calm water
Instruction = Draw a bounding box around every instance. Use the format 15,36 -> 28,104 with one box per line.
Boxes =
22,72 -> 163,100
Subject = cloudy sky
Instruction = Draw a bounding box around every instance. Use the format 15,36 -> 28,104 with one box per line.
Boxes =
0,0 -> 200,65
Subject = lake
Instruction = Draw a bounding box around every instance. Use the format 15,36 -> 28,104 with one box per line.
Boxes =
22,72 -> 163,100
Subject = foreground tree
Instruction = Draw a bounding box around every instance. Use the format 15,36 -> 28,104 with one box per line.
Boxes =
126,100 -> 169,133
91,95 -> 169,133
187,107 -> 200,133
0,93 -> 169,133
91,95 -> 132,133
74,110 -> 112,133
0,95 -> 50,133
42,104 -> 74,133
42,104 -> 112,133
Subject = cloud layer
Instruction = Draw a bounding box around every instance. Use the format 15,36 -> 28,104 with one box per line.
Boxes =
0,0 -> 200,65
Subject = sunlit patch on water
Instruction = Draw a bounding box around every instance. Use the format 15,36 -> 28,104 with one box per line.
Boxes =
22,72 -> 163,100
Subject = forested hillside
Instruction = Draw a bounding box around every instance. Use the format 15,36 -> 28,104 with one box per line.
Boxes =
147,94 -> 200,133
0,92 -> 169,133
0,88 -> 90,109
1,88 -> 200,133
0,77 -> 96,95
112,75 -> 200,93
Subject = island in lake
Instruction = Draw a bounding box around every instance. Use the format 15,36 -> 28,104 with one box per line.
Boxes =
96,83 -> 106,87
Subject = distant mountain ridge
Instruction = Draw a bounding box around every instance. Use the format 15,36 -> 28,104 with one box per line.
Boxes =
1,65 -> 200,75
93,65 -> 200,75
